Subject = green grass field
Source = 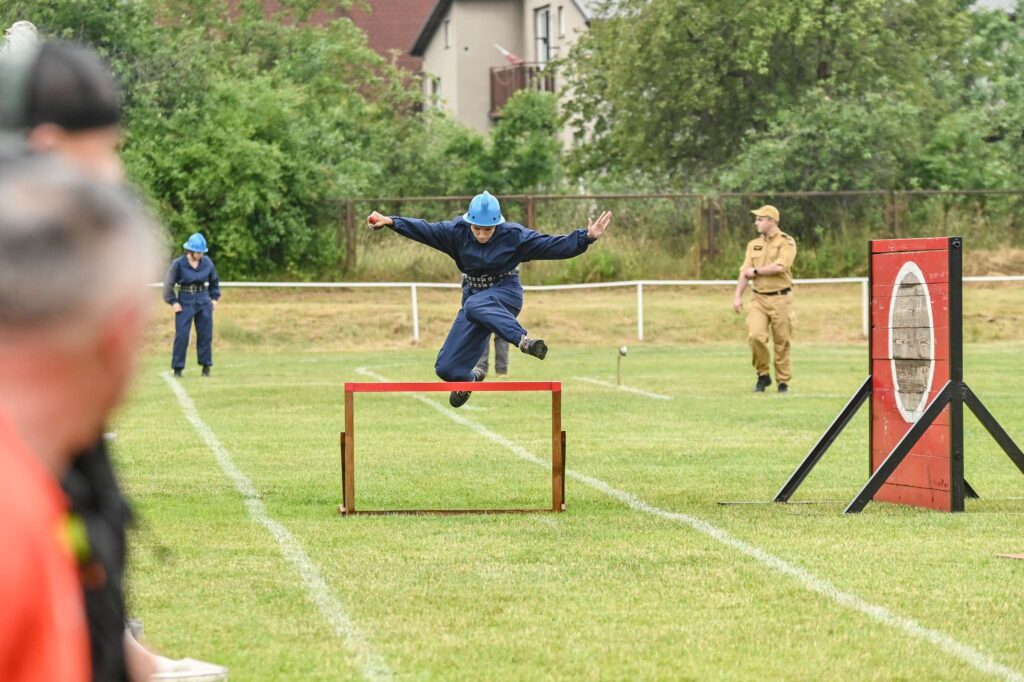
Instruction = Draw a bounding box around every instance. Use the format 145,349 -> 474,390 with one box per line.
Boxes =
114,324 -> 1024,680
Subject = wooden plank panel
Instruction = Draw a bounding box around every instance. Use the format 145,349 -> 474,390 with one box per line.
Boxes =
871,238 -> 951,254
871,284 -> 949,329
872,359 -> 949,400
875,483 -> 951,511
872,250 -> 949,285
872,451 -> 951,490
872,418 -> 950,454
872,325 -> 950,360
872,389 -> 951,426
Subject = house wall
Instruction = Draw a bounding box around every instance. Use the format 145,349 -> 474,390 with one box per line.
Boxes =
521,1 -> 587,63
419,4 -> 459,113
521,1 -> 589,147
452,0 -> 524,133
419,0 -> 589,140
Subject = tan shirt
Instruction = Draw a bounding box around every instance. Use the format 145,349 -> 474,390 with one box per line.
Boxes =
741,230 -> 797,293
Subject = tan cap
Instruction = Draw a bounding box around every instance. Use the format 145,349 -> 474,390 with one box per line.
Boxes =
751,205 -> 780,222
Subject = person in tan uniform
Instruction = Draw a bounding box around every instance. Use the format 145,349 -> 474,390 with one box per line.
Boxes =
732,205 -> 797,393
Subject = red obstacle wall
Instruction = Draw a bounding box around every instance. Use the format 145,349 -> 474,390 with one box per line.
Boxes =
870,238 -> 954,510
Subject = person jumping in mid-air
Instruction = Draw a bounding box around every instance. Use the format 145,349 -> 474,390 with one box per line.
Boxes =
367,191 -> 612,407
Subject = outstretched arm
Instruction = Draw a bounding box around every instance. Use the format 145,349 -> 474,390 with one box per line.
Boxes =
367,211 -> 454,255
517,211 -> 613,261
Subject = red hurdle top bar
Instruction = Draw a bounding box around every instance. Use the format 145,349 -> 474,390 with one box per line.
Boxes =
345,381 -> 561,393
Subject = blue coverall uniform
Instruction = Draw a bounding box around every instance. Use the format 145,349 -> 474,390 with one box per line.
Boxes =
387,216 -> 596,381
163,255 -> 221,370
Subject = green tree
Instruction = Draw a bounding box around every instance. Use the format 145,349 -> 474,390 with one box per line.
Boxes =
564,0 -> 973,186
489,89 -> 562,193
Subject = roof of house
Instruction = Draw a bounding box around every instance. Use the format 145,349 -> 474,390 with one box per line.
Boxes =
346,0 -> 436,73
411,0 -> 594,57
230,1 -> 434,73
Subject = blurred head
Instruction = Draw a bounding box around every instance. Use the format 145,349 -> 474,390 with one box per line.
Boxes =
750,205 -> 780,235
1,40 -> 124,182
0,159 -> 163,468
1,21 -> 38,55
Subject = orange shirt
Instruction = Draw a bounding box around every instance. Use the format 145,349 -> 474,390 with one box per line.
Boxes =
0,411 -> 89,682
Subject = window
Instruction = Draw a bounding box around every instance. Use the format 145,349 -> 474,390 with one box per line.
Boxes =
558,5 -> 565,38
535,6 -> 551,63
444,19 -> 451,49
431,76 -> 441,100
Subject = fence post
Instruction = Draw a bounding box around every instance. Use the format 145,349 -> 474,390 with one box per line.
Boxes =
345,199 -> 357,272
334,201 -> 343,249
637,282 -> 644,341
526,195 -> 536,227
861,278 -> 869,338
887,190 -> 898,237
410,284 -> 420,343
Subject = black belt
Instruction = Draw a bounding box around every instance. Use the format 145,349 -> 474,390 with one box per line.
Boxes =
753,287 -> 791,296
463,269 -> 518,289
179,283 -> 207,294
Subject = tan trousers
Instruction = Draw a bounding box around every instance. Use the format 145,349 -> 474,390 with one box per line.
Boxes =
747,292 -> 793,383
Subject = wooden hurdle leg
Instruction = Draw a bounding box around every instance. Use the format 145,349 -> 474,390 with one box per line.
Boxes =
340,389 -> 355,514
560,430 -> 567,511
552,389 -> 565,512
339,431 -> 346,511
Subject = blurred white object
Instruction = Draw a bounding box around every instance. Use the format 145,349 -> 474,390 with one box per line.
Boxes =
2,21 -> 38,54
151,655 -> 229,681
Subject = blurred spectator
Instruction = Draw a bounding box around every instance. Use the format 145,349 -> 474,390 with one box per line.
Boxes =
1,31 -> 226,681
0,158 -> 161,682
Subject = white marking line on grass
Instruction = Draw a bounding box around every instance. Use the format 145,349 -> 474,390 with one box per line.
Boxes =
161,373 -> 392,682
575,376 -> 673,400
356,366 -> 1024,682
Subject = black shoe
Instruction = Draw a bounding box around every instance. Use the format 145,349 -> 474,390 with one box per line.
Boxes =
201,365 -> 211,377
449,390 -> 472,408
753,375 -> 771,392
173,369 -> 183,377
519,337 -> 548,360
471,367 -> 486,382
778,383 -> 788,393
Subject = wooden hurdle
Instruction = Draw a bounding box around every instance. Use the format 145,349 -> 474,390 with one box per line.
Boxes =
339,381 -> 565,515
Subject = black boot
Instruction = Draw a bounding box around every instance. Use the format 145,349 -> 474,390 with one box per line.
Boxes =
450,370 -> 484,408
777,383 -> 788,393
201,365 -> 211,377
753,375 -> 771,392
173,368 -> 183,377
519,336 -> 548,360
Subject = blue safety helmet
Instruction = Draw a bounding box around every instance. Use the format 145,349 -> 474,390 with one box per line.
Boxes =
183,232 -> 208,253
462,191 -> 505,227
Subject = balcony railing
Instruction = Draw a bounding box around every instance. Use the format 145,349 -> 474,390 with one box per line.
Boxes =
489,63 -> 556,119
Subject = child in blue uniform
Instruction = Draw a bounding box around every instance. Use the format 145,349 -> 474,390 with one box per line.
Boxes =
163,233 -> 221,377
368,192 -> 612,407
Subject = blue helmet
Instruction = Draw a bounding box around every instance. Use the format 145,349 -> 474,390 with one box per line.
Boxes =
183,232 -> 208,253
462,191 -> 505,227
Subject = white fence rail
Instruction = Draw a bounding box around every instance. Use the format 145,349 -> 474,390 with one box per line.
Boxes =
154,276 -> 1024,342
